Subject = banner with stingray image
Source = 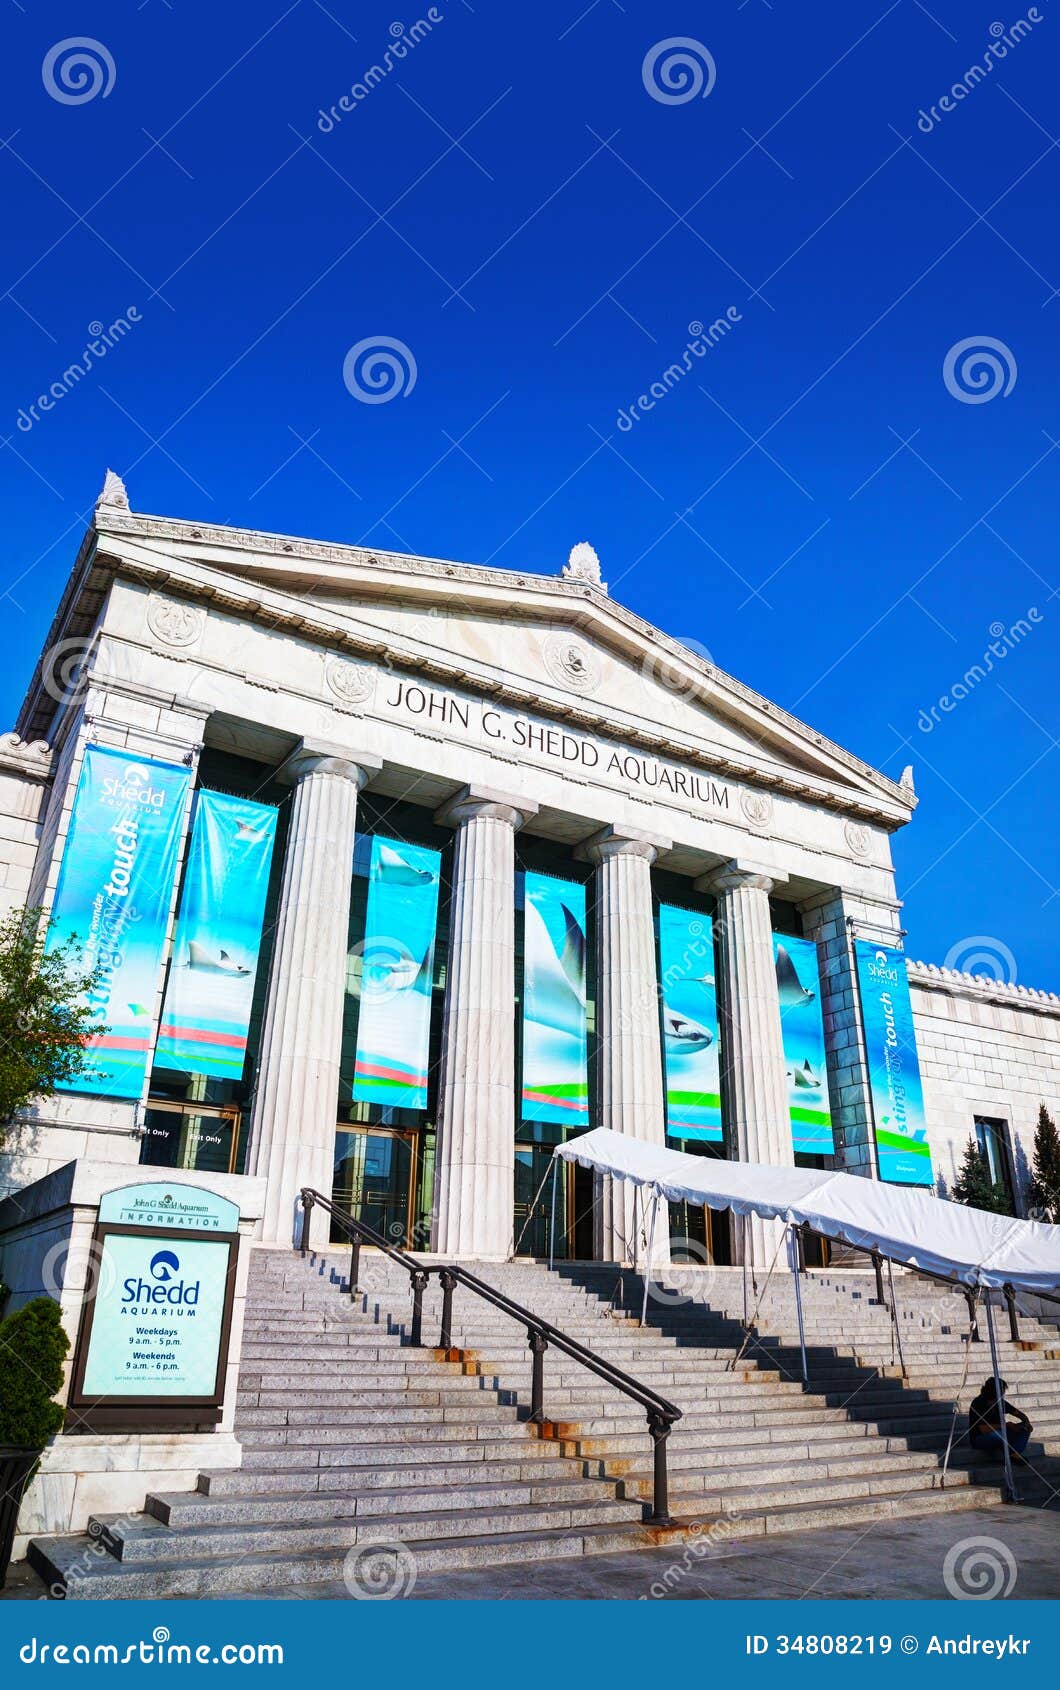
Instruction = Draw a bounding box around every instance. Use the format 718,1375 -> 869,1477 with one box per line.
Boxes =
351,836 -> 441,1110
773,933 -> 835,1156
521,871 -> 589,1126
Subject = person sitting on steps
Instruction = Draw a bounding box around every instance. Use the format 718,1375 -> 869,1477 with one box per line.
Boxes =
968,1376 -> 1032,1461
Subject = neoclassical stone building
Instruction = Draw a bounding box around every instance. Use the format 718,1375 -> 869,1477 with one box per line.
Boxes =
0,475 -> 1056,1266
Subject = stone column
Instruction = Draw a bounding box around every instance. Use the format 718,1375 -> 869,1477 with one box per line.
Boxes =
800,889 -> 903,1180
698,859 -> 792,1270
577,826 -> 672,1267
248,742 -> 379,1247
432,786 -> 537,1260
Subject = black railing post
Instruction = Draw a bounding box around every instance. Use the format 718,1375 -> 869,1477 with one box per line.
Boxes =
1003,1283 -> 1020,1345
439,1268 -> 457,1349
410,1270 -> 428,1347
965,1288 -> 981,1342
349,1237 -> 361,1300
528,1328 -> 548,1423
645,1410 -> 673,1526
871,1251 -> 887,1310
299,1192 -> 312,1256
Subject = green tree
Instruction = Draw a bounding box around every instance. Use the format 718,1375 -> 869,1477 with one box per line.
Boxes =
0,906 -> 102,1138
952,1133 -> 1011,1215
0,1297 -> 69,1448
1027,1103 -> 1060,1223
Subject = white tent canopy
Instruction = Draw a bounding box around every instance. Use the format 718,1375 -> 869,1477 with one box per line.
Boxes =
554,1128 -> 1060,1294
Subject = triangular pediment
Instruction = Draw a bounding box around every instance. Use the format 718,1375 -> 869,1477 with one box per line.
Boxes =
28,508 -> 914,827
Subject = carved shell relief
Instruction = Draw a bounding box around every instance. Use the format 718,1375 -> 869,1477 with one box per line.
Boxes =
739,789 -> 773,829
844,820 -> 871,857
324,655 -> 376,707
146,594 -> 205,649
543,633 -> 601,696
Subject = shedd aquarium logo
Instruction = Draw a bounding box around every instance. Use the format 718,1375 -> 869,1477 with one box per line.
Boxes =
100,761 -> 170,812
121,1248 -> 201,1309
866,949 -> 901,987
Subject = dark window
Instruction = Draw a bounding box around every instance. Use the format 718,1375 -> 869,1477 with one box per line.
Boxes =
974,1116 -> 1017,1214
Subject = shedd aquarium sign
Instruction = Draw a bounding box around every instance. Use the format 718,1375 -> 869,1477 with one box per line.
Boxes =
69,1183 -> 239,1431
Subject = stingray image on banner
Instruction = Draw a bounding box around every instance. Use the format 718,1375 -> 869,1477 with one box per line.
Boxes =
854,939 -> 934,1187
521,872 -> 589,1125
351,837 -> 441,1109
773,934 -> 835,1156
47,745 -> 191,1098
659,905 -> 722,1142
155,791 -> 278,1079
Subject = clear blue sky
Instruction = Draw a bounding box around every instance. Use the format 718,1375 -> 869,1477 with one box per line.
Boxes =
2,1 -> 1058,986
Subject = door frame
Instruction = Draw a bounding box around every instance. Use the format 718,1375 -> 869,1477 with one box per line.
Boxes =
333,1121 -> 422,1249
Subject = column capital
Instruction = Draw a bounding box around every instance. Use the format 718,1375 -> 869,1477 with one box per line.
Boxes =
575,823 -> 671,867
279,739 -> 381,790
434,783 -> 537,831
696,857 -> 788,897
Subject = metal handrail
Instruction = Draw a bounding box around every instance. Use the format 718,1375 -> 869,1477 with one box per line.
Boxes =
299,1187 -> 682,1525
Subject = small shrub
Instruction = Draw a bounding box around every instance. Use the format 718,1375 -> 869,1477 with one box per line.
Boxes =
0,1298 -> 69,1448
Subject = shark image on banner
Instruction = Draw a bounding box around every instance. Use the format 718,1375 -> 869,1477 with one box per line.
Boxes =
773,933 -> 834,1156
351,836 -> 441,1110
521,872 -> 589,1125
659,904 -> 723,1142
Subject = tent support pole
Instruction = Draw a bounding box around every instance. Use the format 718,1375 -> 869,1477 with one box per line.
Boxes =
640,1192 -> 659,1329
790,1225 -> 808,1384
985,1292 -> 1020,1504
886,1258 -> 907,1378
741,1215 -> 750,1326
548,1159 -> 559,1272
631,1184 -> 639,1274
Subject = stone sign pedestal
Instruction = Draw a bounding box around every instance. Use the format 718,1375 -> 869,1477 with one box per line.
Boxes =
0,1161 -> 265,1564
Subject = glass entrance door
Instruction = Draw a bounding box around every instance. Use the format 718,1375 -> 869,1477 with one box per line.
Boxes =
333,1126 -> 419,1247
514,1145 -> 596,1259
140,1101 -> 240,1174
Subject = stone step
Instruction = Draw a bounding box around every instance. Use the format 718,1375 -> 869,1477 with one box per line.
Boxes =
91,1494 -> 641,1564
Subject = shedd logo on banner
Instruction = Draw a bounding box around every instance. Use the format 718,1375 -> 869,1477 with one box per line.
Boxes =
121,1247 -> 201,1307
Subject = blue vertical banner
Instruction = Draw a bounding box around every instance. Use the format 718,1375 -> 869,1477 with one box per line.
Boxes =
773,934 -> 835,1156
47,746 -> 191,1098
154,791 -> 278,1079
351,837 -> 441,1109
659,905 -> 722,1142
521,872 -> 589,1125
854,940 -> 934,1187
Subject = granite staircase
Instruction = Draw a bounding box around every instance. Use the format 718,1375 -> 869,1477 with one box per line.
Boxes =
29,1251 -> 1058,1598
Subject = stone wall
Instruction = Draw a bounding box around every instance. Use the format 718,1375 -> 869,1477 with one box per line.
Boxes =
0,732 -> 52,921
909,961 -> 1060,1211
